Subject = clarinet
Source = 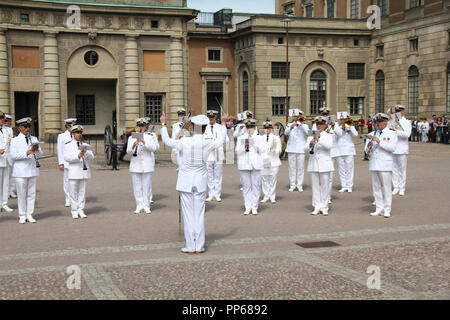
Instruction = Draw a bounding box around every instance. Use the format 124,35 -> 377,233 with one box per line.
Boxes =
27,134 -> 40,168
133,141 -> 138,157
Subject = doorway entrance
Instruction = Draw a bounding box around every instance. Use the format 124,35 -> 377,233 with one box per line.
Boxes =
14,92 -> 39,137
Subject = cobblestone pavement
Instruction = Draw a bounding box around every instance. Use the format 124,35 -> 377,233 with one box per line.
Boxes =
0,142 -> 448,300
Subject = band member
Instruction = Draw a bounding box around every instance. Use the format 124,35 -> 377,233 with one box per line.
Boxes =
311,107 -> 332,131
64,125 -> 94,219
260,121 -> 282,203
145,117 -> 159,204
365,113 -> 398,218
4,114 -> 16,200
233,110 -> 256,139
236,119 -> 267,215
57,118 -> 77,207
284,110 -> 309,192
0,111 -> 13,212
306,116 -> 334,216
127,118 -> 160,214
334,113 -> 358,193
171,107 -> 187,166
390,105 -> 412,196
10,117 -> 43,224
160,113 -> 226,254
204,110 -> 229,202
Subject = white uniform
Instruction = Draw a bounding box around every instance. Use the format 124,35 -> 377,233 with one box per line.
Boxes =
306,132 -> 334,213
204,123 -> 228,200
64,140 -> 94,216
284,122 -> 309,190
261,133 -> 282,202
10,133 -> 43,219
334,124 -> 358,190
391,117 -> 412,193
161,126 -> 222,252
171,121 -> 183,166
0,126 -> 12,207
328,127 -> 338,202
233,123 -> 258,139
364,127 -> 398,214
127,132 -> 160,212
57,130 -> 72,205
236,131 -> 267,212
4,126 -> 15,198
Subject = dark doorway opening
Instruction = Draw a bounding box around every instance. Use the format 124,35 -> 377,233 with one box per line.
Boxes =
207,81 -> 223,116
14,92 -> 39,138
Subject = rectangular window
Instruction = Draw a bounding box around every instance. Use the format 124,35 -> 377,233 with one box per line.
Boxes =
410,0 -> 421,9
272,97 -> 289,116
20,13 -> 30,23
376,45 -> 384,58
327,0 -> 335,18
12,46 -> 40,69
306,5 -> 313,18
145,94 -> 163,124
408,76 -> 419,114
76,95 -> 95,125
272,62 -> 290,79
143,51 -> 165,72
151,20 -> 159,28
207,49 -> 221,62
207,81 -> 223,114
347,97 -> 364,115
351,0 -> 359,19
410,38 -> 418,52
347,63 -> 365,80
378,0 -> 387,16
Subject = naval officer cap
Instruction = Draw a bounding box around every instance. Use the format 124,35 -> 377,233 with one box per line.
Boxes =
190,115 -> 209,126
144,117 -> 151,123
16,117 -> 32,126
0,110 -> 5,118
243,110 -> 254,118
394,105 -> 406,112
206,110 -> 219,117
64,118 -> 77,125
320,107 -> 331,114
314,116 -> 328,124
5,114 -> 12,120
176,107 -> 186,114
244,119 -> 257,127
135,118 -> 149,126
375,113 -> 389,121
71,125 -> 84,133
262,120 -> 273,129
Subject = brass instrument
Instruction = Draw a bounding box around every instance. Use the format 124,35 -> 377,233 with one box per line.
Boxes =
386,107 -> 404,132
78,139 -> 89,171
309,130 -> 320,154
27,134 -> 40,168
344,117 -> 354,128
296,115 -> 306,125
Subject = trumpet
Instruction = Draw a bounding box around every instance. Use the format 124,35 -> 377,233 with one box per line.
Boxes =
344,117 -> 354,128
296,115 -> 306,125
175,111 -> 192,140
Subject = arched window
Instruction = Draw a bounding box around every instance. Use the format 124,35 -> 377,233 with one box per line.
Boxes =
447,62 -> 450,113
242,71 -> 249,109
408,66 -> 419,114
310,69 -> 327,115
375,70 -> 385,114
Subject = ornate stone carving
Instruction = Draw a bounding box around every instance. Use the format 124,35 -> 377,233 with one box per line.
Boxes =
53,12 -> 65,26
317,48 -> 324,59
88,31 -> 98,41
135,17 -> 144,30
37,11 -> 47,25
119,16 -> 129,29
1,8 -> 13,23
87,15 -> 97,29
103,16 -> 113,28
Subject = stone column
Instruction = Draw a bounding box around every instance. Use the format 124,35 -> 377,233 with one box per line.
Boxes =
124,35 -> 140,128
43,31 -> 61,135
169,36 -> 185,123
0,29 -> 9,113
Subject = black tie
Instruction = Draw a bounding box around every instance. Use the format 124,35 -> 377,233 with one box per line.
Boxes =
25,135 -> 29,145
267,135 -> 269,142
77,141 -> 80,147
0,128 -> 2,133
211,125 -> 214,134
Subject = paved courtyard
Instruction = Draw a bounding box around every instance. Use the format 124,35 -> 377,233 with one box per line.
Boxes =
0,141 -> 449,300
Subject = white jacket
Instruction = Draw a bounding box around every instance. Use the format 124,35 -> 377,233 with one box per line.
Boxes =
284,122 -> 309,154
364,127 -> 398,172
392,117 -> 412,155
236,132 -> 267,171
3,126 -> 14,166
127,132 -> 160,173
171,122 -> 183,140
161,127 -> 222,193
203,123 -> 229,163
334,125 -> 358,156
10,133 -> 43,178
261,133 -> 282,168
306,131 -> 334,173
233,123 -> 258,139
57,130 -> 72,167
0,126 -> 11,168
64,139 -> 95,179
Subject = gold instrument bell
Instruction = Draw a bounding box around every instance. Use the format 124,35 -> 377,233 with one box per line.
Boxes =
344,117 -> 354,128
296,114 -> 306,125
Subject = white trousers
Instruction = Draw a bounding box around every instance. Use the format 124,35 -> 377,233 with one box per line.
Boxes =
15,177 -> 37,218
328,167 -> 334,202
288,153 -> 305,189
180,188 -> 206,252
310,172 -> 331,212
0,167 -> 7,206
392,154 -> 408,192
63,168 -> 70,204
262,167 -> 279,201
131,172 -> 152,211
9,163 -> 16,196
206,162 -> 223,198
371,171 -> 392,213
336,155 -> 355,189
239,170 -> 262,211
69,179 -> 88,212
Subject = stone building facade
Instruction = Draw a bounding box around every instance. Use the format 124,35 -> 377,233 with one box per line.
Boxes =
0,0 -> 196,139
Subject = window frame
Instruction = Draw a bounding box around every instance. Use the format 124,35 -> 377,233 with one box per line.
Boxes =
326,0 -> 336,19
242,71 -> 249,110
375,70 -> 385,114
75,95 -> 96,126
347,63 -> 365,80
376,44 -> 384,59
271,62 -> 290,79
206,47 -> 223,64
347,97 -> 364,115
408,66 -> 419,115
310,69 -> 327,115
272,97 -> 289,116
